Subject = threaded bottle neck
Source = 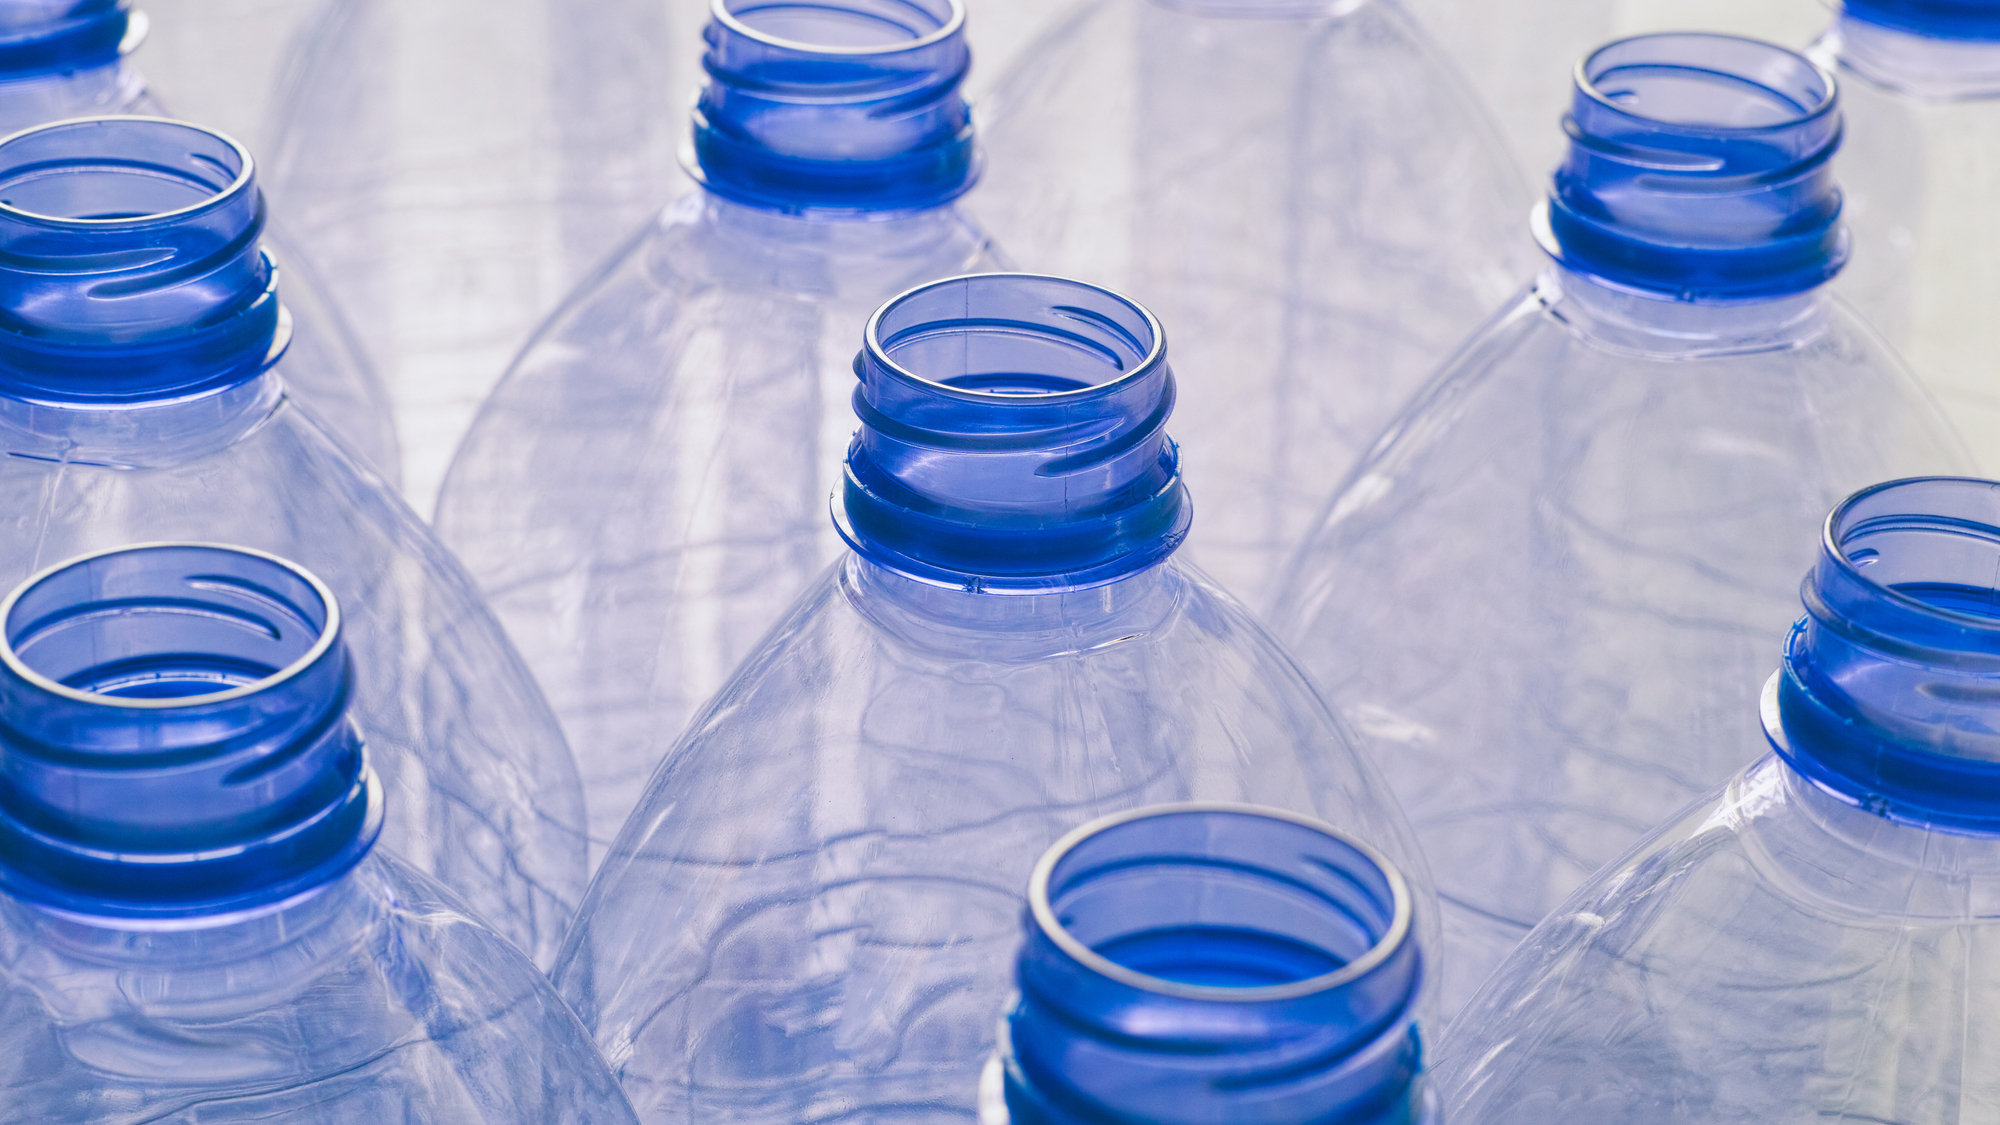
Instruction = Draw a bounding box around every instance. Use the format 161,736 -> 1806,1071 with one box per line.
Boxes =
1537,33 -> 1847,303
832,273 -> 1188,593
990,805 -> 1427,1125
688,0 -> 978,215
0,544 -> 380,922
1843,0 -> 2000,40
0,0 -> 135,78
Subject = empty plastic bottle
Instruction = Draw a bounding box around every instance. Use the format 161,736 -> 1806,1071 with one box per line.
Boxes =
0,115 -> 586,966
266,0 -> 687,507
435,0 -> 1004,851
553,273 -> 1431,1124
971,0 -> 1530,605
983,804 -> 1432,1125
0,0 -> 401,483
1268,32 -> 1973,1017
1438,476 -> 2000,1121
1811,0 -> 2000,472
0,543 -> 640,1123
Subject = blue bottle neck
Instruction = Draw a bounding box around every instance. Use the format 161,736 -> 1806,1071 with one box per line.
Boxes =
833,273 -> 1189,594
0,116 -> 287,407
0,0 -> 136,78
989,805 -> 1428,1125
0,544 -> 380,923
1771,478 -> 2000,835
687,0 -> 978,216
1538,33 -> 1847,304
1841,0 -> 2000,40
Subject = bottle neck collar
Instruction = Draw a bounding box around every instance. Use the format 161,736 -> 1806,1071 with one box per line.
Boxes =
0,1 -> 139,79
1818,13 -> 2000,100
0,364 -> 286,471
1541,265 -> 1831,358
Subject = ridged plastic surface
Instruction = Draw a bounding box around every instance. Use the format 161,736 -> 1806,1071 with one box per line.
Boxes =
970,0 -> 1529,606
1270,32 -> 1972,1017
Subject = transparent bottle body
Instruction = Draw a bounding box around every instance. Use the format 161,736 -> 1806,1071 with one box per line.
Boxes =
266,0 -> 689,509
1269,270 -> 1972,1015
1439,752 -> 2000,1122
0,852 -> 638,1123
0,372 -> 587,967
434,193 -> 1004,852
555,553 -> 1432,1125
971,0 -> 1531,606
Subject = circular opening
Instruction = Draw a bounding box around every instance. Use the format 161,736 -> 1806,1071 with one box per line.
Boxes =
866,273 -> 1165,402
1029,804 -> 1412,1003
1581,33 -> 1834,131
1825,477 -> 2000,628
0,117 -> 251,226
0,543 -> 339,709
713,0 -> 961,55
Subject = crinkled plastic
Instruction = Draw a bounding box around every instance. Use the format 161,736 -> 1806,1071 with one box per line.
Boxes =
1439,477 -> 2000,1122
435,0 -> 1003,851
1269,32 -> 1972,1017
266,0 -> 688,506
1815,7 -> 2000,473
0,544 -> 637,1122
970,0 -> 1530,605
0,115 -> 587,967
553,274 -> 1430,1124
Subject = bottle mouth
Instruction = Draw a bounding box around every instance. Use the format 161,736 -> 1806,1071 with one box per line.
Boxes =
0,0 -> 135,78
1842,0 -> 2000,42
1029,804 -> 1413,1004
0,116 -> 251,227
1577,33 -> 1836,135
710,0 -> 963,56
1805,476 -> 2000,664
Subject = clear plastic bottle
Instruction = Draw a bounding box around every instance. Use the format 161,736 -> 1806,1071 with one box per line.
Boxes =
553,273 -> 1431,1123
982,804 -> 1434,1125
434,0 -> 1004,852
0,116 -> 586,966
265,0 -> 688,507
1439,476 -> 2000,1121
0,0 -> 401,484
1811,2 -> 2000,473
970,0 -> 1531,605
0,543 -> 639,1123
1268,33 -> 1973,1017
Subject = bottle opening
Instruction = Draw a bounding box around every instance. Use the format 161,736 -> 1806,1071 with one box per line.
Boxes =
870,275 -> 1159,400
0,118 -> 249,226
1823,479 -> 2000,632
1584,36 -> 1831,131
717,0 -> 959,52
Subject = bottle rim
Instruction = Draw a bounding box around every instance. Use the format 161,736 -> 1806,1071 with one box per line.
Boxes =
1818,476 -> 2000,636
1573,32 -> 1840,139
0,116 -> 254,230
708,0 -> 965,58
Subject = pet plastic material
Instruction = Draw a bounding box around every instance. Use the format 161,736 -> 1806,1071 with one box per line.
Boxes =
0,543 -> 639,1123
435,0 -> 1003,851
1439,477 -> 2000,1122
552,273 -> 1431,1124
1269,32 -> 1973,1018
981,804 -> 1432,1125
0,0 -> 400,483
0,115 -> 587,966
1814,4 -> 2000,473
266,0 -> 687,507
970,0 -> 1530,605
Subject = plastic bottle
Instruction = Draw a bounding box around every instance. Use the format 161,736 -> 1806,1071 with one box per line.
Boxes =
1268,32 -> 1973,1017
1438,476 -> 2000,1121
970,0 -> 1530,606
0,115 -> 586,966
983,804 -> 1433,1125
265,0 -> 687,508
434,0 -> 1004,852
553,273 -> 1431,1123
1811,0 -> 2000,473
0,0 -> 401,484
0,543 -> 640,1123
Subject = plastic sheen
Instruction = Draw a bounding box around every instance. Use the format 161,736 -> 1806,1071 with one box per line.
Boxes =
833,273 -> 1189,592
0,543 -> 380,921
0,116 -> 287,404
992,805 -> 1426,1125
1842,0 -> 2000,40
689,0 -> 978,215
1537,33 -> 1848,302
0,0 -> 133,77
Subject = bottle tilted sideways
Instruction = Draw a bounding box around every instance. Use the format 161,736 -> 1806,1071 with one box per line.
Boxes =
985,805 -> 1433,1125
265,0 -> 686,505
553,273 -> 1430,1123
0,0 -> 399,482
970,0 -> 1530,606
1813,0 -> 2000,472
435,0 -> 1004,853
1267,32 -> 1972,1015
1439,477 -> 2000,1121
0,544 -> 639,1123
0,116 -> 586,966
